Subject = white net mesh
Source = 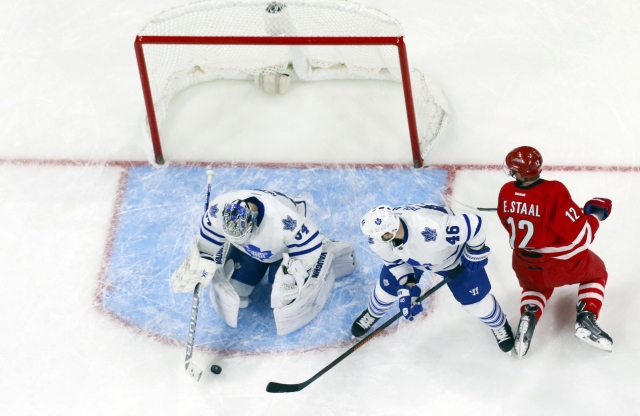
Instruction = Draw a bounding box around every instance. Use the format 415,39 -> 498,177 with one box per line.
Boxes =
137,0 -> 449,162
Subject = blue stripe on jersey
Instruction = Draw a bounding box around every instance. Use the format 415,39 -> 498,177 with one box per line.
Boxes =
474,215 -> 482,237
289,242 -> 322,257
444,245 -> 461,261
295,200 -> 307,217
454,248 -> 465,264
286,231 -> 320,248
463,214 -> 472,243
468,240 -> 486,250
400,218 -> 409,245
441,247 -> 465,271
200,229 -> 224,246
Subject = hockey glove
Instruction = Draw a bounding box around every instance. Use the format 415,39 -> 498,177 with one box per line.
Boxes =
397,285 -> 423,321
461,244 -> 490,271
584,198 -> 612,221
271,253 -> 309,308
170,239 -> 221,293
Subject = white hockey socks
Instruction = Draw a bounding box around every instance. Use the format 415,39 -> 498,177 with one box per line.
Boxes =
463,294 -> 506,329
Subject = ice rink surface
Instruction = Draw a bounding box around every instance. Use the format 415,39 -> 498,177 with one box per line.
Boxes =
1,1 -> 639,415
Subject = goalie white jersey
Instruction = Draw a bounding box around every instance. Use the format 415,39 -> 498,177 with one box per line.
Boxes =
198,189 -> 322,271
369,203 -> 486,280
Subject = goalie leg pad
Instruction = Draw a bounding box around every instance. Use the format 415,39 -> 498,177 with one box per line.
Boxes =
323,240 -> 356,279
273,250 -> 336,335
209,259 -> 241,328
229,278 -> 253,309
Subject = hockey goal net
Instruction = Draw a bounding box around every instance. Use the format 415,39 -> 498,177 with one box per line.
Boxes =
135,0 -> 449,167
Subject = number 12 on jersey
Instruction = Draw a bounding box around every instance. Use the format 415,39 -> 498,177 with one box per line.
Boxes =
506,217 -> 534,249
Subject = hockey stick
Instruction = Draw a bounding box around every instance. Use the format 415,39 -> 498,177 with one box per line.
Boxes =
266,272 -> 457,393
448,196 -> 497,212
184,169 -> 215,382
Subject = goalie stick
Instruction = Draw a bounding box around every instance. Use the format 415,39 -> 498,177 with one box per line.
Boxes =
266,272 -> 457,393
184,169 -> 215,382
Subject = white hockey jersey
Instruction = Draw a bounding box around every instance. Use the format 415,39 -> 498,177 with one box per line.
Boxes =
368,203 -> 487,282
198,190 -> 323,271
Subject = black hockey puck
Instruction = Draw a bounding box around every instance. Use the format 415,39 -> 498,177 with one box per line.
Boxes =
210,365 -> 222,375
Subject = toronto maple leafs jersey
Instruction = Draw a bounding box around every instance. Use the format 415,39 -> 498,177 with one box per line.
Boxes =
197,190 -> 323,271
368,204 -> 487,281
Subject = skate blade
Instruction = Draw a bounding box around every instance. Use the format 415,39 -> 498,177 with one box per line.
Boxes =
515,321 -> 529,360
575,328 -> 613,352
516,343 -> 526,359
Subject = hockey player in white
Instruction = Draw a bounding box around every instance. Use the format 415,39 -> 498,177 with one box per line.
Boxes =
170,189 -> 355,335
353,204 -> 515,354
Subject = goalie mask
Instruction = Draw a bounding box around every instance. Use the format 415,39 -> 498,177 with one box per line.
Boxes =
503,146 -> 543,180
222,200 -> 258,244
360,205 -> 400,243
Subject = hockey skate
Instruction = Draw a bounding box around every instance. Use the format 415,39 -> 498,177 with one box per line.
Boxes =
575,302 -> 613,352
351,309 -> 380,338
514,304 -> 538,359
491,320 -> 515,354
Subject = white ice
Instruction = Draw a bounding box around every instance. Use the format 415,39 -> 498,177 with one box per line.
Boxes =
1,0 -> 639,415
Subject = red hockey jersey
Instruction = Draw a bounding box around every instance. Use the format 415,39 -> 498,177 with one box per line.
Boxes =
497,179 -> 600,261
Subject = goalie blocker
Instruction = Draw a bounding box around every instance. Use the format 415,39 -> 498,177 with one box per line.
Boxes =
209,240 -> 355,335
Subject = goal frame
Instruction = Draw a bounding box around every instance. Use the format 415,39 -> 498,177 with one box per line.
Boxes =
134,35 -> 424,167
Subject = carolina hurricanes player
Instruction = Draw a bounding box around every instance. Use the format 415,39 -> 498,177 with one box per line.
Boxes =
497,146 -> 613,358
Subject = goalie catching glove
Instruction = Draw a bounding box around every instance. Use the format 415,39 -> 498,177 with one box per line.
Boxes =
171,239 -> 222,293
271,253 -> 309,308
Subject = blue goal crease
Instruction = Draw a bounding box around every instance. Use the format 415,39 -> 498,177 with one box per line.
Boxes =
101,166 -> 448,354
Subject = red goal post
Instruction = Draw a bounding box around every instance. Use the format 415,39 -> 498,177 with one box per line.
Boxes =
134,0 -> 449,167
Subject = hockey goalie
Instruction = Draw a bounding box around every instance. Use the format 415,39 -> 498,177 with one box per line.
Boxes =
170,189 -> 356,335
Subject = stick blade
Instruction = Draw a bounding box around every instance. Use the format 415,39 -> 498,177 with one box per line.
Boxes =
266,381 -> 306,393
185,360 -> 203,382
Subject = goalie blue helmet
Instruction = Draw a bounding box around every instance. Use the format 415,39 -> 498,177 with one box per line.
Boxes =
360,205 -> 400,242
222,200 -> 258,244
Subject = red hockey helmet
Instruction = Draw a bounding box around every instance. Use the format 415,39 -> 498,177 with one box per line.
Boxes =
503,146 -> 543,179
